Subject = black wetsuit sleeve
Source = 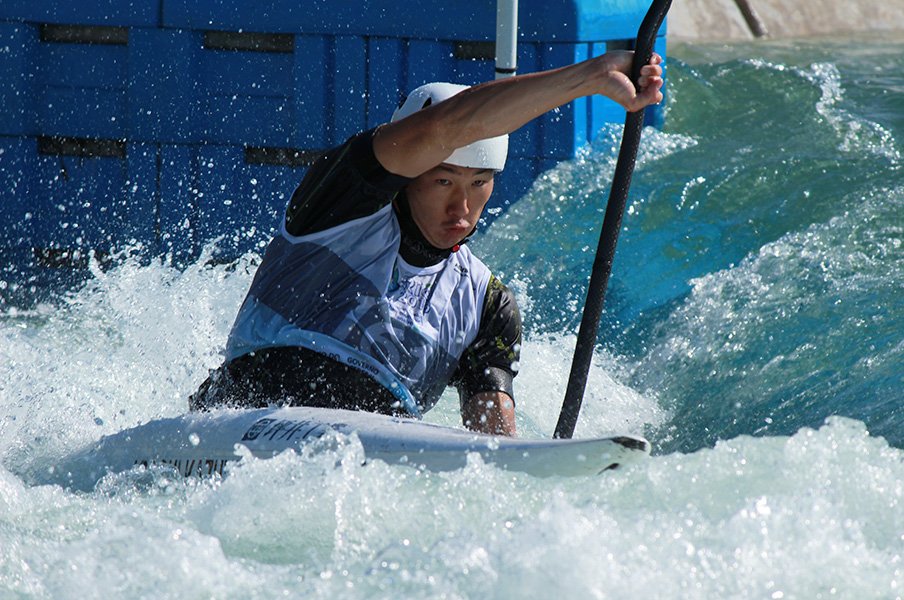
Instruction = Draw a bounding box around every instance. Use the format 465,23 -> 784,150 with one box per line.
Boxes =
284,128 -> 411,237
453,275 -> 522,403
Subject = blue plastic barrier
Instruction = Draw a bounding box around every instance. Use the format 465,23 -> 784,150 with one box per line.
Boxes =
0,0 -> 667,304
0,0 -> 157,27
0,137 -> 35,246
0,24 -> 33,137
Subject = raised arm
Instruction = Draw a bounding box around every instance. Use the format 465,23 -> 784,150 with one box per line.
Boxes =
373,51 -> 663,178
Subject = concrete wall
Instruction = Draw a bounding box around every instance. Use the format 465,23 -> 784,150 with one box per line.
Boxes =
668,0 -> 904,41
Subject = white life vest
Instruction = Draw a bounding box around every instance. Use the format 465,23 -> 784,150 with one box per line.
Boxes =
226,204 -> 491,415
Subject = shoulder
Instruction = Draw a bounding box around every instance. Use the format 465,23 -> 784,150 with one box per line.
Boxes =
482,275 -> 521,340
300,129 -> 411,196
284,129 -> 412,238
468,270 -> 522,361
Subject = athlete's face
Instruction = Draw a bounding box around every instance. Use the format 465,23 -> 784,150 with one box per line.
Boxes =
404,164 -> 495,249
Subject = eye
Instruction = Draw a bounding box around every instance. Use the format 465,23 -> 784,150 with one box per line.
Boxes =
435,178 -> 452,186
472,179 -> 488,188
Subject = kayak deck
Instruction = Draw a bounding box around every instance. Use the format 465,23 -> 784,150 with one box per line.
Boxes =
53,407 -> 651,490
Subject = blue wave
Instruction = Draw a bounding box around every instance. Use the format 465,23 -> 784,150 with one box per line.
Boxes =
478,42 -> 904,452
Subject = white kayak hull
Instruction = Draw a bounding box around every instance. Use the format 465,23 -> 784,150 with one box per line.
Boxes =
53,407 -> 651,490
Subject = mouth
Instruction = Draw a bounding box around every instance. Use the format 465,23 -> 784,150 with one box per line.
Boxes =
443,221 -> 470,233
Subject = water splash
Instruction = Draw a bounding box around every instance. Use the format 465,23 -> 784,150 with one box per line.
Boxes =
0,247 -> 257,475
2,36 -> 904,599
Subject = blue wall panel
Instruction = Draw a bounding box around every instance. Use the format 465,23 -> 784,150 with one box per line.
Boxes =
538,43 -> 588,159
38,42 -> 128,88
0,137 -> 36,248
157,144 -> 197,259
198,42 -> 295,145
20,141 -> 161,254
130,29 -> 199,144
162,0 -> 497,40
450,56 -> 495,89
37,87 -> 127,140
573,0 -> 651,41
333,36 -> 368,144
367,37 -> 407,129
407,40 -> 497,91
407,40 -> 453,95
491,157 -> 540,216
509,43 -> 542,159
158,144 -> 304,260
30,150 -> 126,250
200,95 -> 293,147
0,24 -> 35,136
194,146 -> 296,259
202,50 -> 293,97
193,145 -> 248,257
293,35 -> 330,150
23,139 -> 157,253
125,142 -> 159,248
31,25 -> 130,139
0,0 -> 158,27
160,0 -> 648,44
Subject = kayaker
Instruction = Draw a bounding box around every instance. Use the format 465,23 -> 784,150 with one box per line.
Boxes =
189,50 -> 664,436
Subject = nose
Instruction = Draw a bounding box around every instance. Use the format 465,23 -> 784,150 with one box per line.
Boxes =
446,186 -> 470,218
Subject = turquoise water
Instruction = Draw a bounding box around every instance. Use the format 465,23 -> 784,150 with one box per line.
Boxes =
1,36 -> 903,597
487,35 -> 903,454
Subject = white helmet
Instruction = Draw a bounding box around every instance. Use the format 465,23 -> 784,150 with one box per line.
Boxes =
391,82 -> 508,171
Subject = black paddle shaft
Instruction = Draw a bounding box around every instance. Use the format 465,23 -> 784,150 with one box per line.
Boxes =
553,0 -> 672,440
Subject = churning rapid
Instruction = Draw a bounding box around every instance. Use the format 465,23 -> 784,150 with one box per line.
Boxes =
1,36 -> 903,598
